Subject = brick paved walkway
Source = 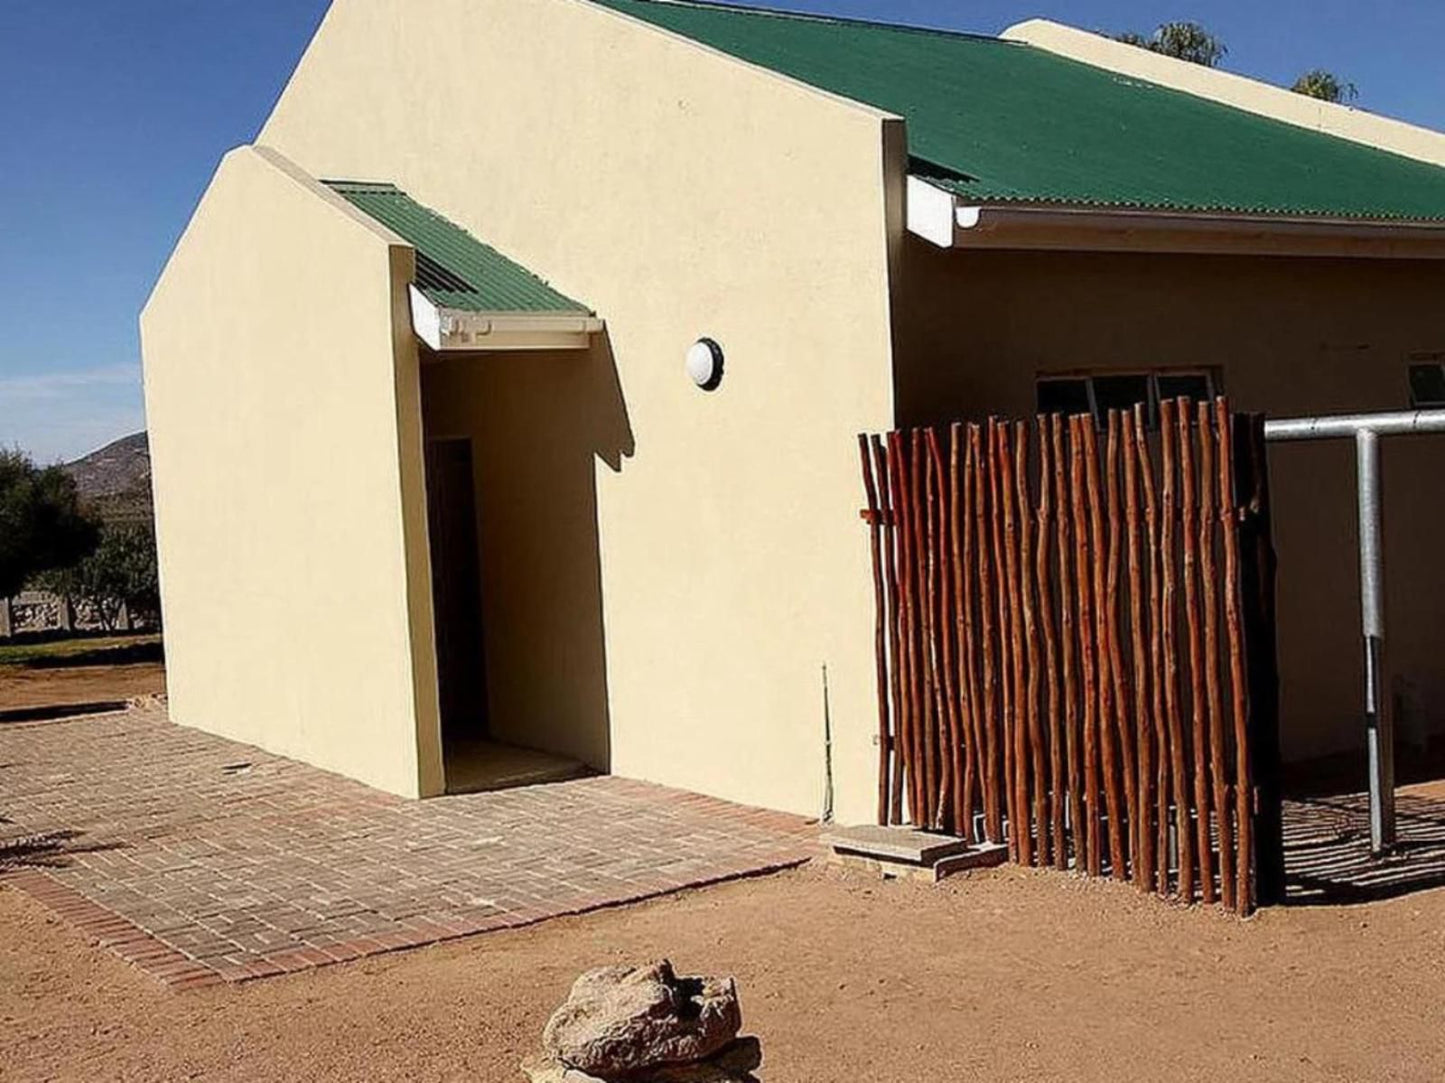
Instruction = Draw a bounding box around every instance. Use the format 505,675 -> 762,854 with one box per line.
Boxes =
0,707 -> 813,987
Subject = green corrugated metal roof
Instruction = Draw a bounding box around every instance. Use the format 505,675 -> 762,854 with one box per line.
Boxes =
596,0 -> 1445,222
325,181 -> 591,312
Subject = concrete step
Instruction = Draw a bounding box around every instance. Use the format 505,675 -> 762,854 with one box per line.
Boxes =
823,824 -> 1008,883
824,824 -> 973,865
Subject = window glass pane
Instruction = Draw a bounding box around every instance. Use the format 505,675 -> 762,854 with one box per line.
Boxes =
1037,378 -> 1092,418
1092,374 -> 1151,420
1408,364 -> 1445,407
1156,371 -> 1212,404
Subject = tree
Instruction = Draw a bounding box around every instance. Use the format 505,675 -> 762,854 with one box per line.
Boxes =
39,523 -> 160,630
1292,69 -> 1358,103
0,449 -> 99,598
1115,21 -> 1227,67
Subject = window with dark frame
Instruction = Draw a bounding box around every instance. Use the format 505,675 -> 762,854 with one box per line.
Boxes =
1407,355 -> 1445,408
1034,369 -> 1221,428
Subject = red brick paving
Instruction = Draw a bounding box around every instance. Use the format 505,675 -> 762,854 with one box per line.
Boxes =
0,707 -> 814,987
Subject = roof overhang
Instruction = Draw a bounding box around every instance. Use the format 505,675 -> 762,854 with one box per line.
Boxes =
906,175 -> 1445,259
408,286 -> 604,353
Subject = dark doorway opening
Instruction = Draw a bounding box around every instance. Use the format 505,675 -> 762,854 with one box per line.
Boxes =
424,437 -> 489,745
422,431 -> 591,794
418,338 -> 634,791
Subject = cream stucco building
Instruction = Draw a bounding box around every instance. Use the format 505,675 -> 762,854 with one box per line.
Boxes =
142,0 -> 1445,819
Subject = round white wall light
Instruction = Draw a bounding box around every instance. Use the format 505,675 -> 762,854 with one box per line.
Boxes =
686,337 -> 724,391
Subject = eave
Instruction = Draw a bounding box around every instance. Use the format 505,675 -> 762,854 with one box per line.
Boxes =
408,286 -> 604,353
905,175 -> 1445,260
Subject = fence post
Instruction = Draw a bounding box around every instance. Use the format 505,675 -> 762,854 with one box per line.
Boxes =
858,435 -> 891,826
1234,413 -> 1286,907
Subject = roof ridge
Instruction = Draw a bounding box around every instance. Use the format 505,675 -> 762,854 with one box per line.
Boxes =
594,0 -> 1012,47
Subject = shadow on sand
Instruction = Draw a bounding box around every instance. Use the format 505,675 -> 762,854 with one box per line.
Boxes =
1283,791 -> 1445,905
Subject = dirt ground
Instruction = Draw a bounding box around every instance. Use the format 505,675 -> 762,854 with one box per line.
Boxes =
0,633 -> 165,713
5,856 -> 1445,1083
5,655 -> 1444,1080
0,661 -> 165,712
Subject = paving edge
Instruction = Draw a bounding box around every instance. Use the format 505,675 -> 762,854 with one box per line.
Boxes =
2,852 -> 812,989
1,868 -> 227,989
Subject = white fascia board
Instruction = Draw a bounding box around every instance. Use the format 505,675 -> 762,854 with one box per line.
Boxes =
409,285 -> 444,351
408,286 -> 604,352
905,175 -> 958,247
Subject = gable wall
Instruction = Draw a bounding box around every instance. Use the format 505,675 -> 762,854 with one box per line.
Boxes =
256,0 -> 902,818
140,146 -> 443,797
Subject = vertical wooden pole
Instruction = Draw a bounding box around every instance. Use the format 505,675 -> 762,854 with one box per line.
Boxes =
1084,419 -> 1126,879
950,425 -> 976,842
1037,419 -> 1065,869
924,434 -> 948,827
1123,411 -> 1154,891
1216,401 -> 1252,914
1236,413 -> 1285,908
1178,401 -> 1216,904
860,435 -> 892,826
889,431 -> 922,825
913,430 -> 939,828
875,436 -> 905,826
957,425 -> 983,843
988,422 -> 1016,855
1103,411 -> 1137,880
1016,422 -> 1047,865
1054,416 -> 1082,871
1159,399 -> 1194,901
1197,404 -> 1234,909
930,429 -> 964,832
1135,406 -> 1171,898
997,421 -> 1030,864
975,424 -> 1003,842
1070,415 -> 1101,877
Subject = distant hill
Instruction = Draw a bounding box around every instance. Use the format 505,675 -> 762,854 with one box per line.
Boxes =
63,431 -> 153,526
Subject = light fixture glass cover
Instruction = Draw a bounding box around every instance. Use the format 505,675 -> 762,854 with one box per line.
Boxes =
686,337 -> 724,390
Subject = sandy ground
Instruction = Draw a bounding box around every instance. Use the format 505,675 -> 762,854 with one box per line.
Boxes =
0,661 -> 165,712
5,657 -> 1444,1080
4,857 -> 1445,1082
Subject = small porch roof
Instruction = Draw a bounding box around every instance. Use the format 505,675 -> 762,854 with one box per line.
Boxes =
325,180 -> 603,351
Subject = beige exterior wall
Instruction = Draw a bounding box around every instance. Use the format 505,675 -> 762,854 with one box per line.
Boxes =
140,145 -> 443,798
1004,19 -> 1445,169
256,0 -> 901,819
893,238 -> 1445,761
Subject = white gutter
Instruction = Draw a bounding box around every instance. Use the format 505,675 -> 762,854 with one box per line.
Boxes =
905,174 -> 1445,259
407,285 -> 604,353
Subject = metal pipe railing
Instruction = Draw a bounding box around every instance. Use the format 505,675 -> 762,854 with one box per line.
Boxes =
1264,408 -> 1445,441
1264,408 -> 1445,855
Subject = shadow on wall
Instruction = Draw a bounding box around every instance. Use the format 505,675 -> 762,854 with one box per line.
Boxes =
420,331 -> 634,772
885,239 -> 1445,763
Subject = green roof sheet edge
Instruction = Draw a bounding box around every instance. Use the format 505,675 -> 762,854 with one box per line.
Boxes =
594,0 -> 1445,223
324,181 -> 592,313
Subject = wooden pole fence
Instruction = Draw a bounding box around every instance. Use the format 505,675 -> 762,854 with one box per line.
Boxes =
858,399 -> 1271,914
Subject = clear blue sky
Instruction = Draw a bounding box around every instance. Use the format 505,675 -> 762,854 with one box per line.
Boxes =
3,0 -> 1443,463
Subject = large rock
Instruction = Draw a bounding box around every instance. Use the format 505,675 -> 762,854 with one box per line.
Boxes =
541,960 -> 742,1077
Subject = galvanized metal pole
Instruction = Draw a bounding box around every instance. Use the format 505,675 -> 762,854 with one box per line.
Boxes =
1355,429 -> 1395,853
1264,409 -> 1445,857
